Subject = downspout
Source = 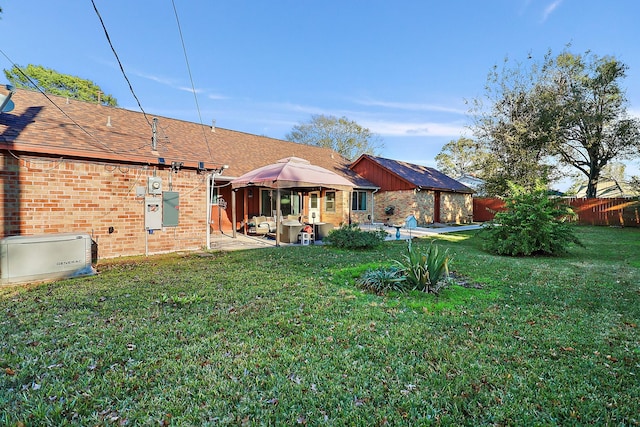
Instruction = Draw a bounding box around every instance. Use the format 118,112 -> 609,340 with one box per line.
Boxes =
206,173 -> 213,250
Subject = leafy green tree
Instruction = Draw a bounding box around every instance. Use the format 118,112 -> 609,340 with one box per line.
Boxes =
4,64 -> 117,106
434,137 -> 489,178
286,114 -> 383,161
472,49 -> 640,198
471,55 -> 558,196
540,51 -> 640,198
480,182 -> 582,256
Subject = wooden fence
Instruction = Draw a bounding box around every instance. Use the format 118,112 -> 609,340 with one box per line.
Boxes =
473,197 -> 640,227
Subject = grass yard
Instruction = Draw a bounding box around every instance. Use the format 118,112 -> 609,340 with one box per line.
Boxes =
1,226 -> 639,426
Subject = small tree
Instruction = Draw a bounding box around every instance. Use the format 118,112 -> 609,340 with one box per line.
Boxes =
480,183 -> 582,256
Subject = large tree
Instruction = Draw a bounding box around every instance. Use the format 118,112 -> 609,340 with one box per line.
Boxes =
4,64 -> 117,106
285,114 -> 383,161
434,137 -> 490,178
540,51 -> 640,198
472,49 -> 640,198
471,56 -> 558,196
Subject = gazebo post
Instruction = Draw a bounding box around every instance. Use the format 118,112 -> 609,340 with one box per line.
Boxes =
231,190 -> 237,238
275,188 -> 281,247
243,189 -> 248,236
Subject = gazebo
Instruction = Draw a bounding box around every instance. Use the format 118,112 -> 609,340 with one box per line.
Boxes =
230,157 -> 354,246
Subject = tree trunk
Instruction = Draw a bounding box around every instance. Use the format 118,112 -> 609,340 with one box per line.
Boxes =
585,166 -> 600,198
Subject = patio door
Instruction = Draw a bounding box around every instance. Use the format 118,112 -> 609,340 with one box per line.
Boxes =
309,191 -> 320,223
261,189 -> 301,217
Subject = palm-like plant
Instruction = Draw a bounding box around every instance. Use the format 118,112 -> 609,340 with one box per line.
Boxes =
395,241 -> 451,293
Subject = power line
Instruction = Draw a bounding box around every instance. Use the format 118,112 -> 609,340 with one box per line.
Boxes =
171,0 -> 214,162
90,0 -> 152,128
0,49 -> 152,156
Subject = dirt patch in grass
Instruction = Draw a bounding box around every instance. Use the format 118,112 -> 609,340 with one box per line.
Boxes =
449,271 -> 484,289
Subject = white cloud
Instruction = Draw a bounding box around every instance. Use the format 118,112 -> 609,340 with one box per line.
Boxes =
541,0 -> 562,22
353,98 -> 467,115
131,70 -> 176,86
127,68 -> 220,98
207,93 -> 229,100
177,86 -> 205,94
362,120 -> 468,137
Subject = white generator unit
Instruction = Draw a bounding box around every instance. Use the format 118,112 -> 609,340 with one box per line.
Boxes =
0,233 -> 96,285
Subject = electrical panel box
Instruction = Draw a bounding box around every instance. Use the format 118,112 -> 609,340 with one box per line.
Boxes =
148,176 -> 162,195
163,191 -> 179,227
144,197 -> 163,230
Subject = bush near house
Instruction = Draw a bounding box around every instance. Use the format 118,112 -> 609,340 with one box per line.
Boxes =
323,223 -> 388,249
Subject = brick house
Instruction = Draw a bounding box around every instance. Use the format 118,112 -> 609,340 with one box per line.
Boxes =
349,155 -> 474,226
0,88 -> 375,258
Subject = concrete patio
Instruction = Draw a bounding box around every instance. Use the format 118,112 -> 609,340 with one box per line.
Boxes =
208,223 -> 482,251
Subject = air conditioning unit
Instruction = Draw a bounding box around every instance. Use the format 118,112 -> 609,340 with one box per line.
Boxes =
1,233 -> 96,285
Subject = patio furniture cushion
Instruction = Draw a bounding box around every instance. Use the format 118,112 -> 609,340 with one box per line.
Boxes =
249,216 -> 277,234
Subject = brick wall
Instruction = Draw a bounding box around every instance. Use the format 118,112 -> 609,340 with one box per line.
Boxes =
374,190 -> 433,225
441,193 -> 474,224
373,190 -> 472,226
414,191 -> 436,225
1,154 -> 208,259
322,190 -> 351,225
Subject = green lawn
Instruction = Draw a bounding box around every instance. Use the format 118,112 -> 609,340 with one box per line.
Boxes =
1,226 -> 639,426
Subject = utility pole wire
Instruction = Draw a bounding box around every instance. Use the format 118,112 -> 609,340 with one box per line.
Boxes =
171,0 -> 214,162
90,0 -> 152,128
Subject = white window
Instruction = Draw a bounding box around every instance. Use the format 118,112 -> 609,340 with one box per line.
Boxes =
325,191 -> 336,212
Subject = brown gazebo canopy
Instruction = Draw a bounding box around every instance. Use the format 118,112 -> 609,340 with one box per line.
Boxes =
230,157 -> 354,245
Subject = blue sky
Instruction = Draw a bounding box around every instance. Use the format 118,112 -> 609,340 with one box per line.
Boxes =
1,1 -> 639,181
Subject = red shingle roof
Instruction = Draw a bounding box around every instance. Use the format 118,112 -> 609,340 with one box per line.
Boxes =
0,89 -> 372,185
351,154 -> 473,193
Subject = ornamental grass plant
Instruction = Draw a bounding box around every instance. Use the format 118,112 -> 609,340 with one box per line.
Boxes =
394,241 -> 451,293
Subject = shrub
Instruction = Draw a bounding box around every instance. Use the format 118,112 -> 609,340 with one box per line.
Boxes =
324,223 -> 388,249
394,241 -> 451,294
356,266 -> 408,294
480,184 -> 582,256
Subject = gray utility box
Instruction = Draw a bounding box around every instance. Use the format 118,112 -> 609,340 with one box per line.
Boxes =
0,233 -> 95,285
163,191 -> 179,227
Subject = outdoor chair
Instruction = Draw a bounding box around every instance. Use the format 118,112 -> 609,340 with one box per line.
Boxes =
248,216 -> 277,236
